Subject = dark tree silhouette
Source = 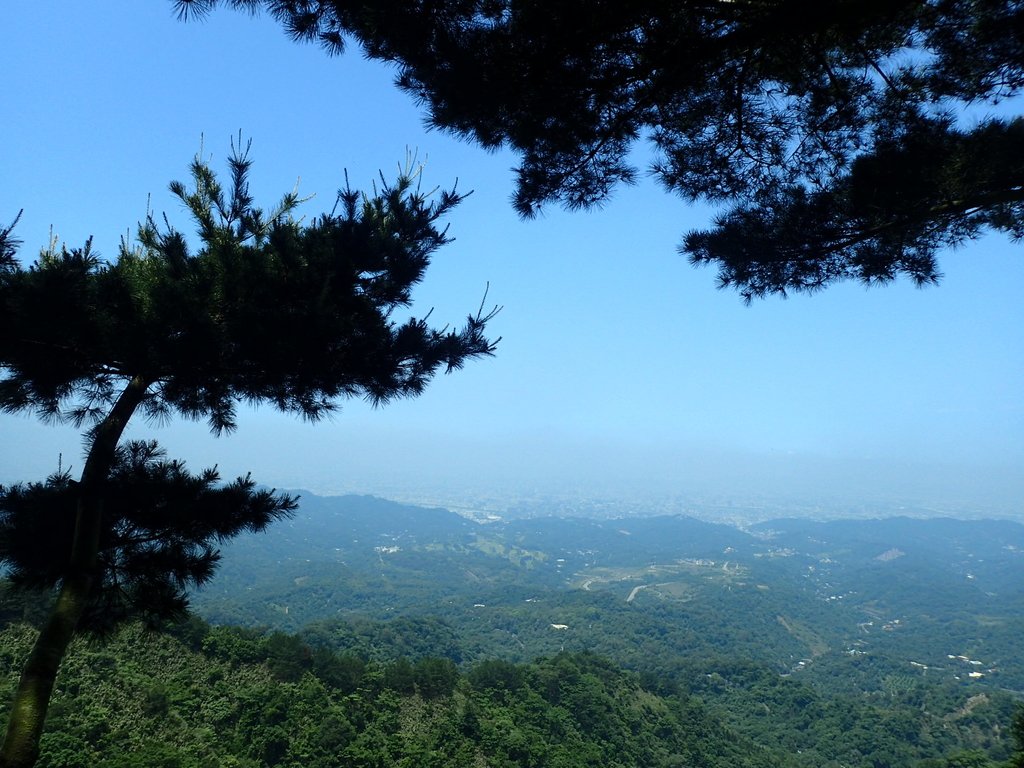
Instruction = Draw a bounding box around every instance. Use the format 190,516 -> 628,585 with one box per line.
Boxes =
175,0 -> 1024,300
1,442 -> 297,635
0,140 -> 497,767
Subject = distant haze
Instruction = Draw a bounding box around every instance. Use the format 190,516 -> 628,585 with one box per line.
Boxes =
1,3 -> 1021,524
3,414 -> 1019,522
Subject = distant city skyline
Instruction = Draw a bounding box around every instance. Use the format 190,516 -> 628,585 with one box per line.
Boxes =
2,3 -> 1021,519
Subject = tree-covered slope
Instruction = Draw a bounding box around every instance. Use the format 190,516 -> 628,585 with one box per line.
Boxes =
178,493 -> 1024,767
192,494 -> 1024,692
0,621 -> 780,768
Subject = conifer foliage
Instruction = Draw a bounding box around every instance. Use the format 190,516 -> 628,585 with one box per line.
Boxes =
0,140 -> 497,767
0,441 -> 297,634
177,0 -> 1024,300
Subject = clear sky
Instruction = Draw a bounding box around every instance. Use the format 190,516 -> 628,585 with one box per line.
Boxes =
2,2 -> 1022,518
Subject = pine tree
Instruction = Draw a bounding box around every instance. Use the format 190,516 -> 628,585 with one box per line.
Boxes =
0,139 -> 497,767
175,0 -> 1024,300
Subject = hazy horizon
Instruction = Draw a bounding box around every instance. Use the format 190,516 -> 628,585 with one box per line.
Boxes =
2,3 -> 1021,523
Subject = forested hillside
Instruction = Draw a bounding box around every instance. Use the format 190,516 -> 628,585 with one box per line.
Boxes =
195,495 -> 1024,687
0,620 -> 779,768
186,494 -> 1024,767
0,609 -> 1017,768
2,493 -> 1021,767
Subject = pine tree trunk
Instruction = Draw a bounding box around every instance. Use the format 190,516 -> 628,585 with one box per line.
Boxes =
0,376 -> 150,768
0,539 -> 98,767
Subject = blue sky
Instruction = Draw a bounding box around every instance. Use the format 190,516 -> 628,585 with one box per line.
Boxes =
2,2 -> 1022,517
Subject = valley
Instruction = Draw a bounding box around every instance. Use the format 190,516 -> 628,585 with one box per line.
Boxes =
178,493 -> 1024,766
3,492 -> 1020,767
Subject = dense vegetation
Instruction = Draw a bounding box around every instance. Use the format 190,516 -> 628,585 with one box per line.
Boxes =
195,497 -> 1024,688
0,608 -> 1018,768
2,494 -> 1021,767
0,619 -> 779,768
